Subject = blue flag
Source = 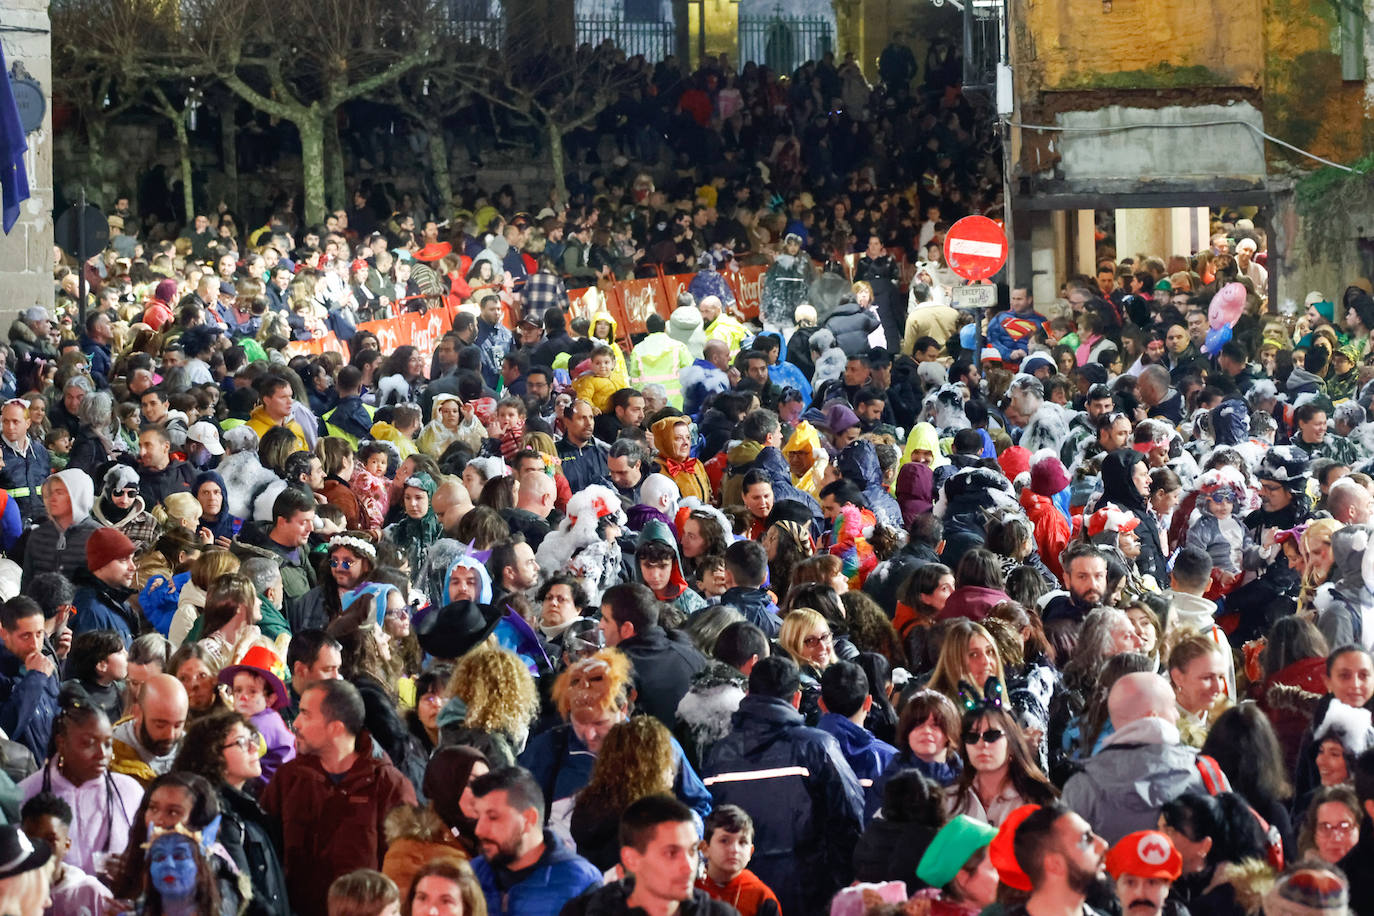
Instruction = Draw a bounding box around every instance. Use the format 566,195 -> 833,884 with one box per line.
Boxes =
0,44 -> 31,234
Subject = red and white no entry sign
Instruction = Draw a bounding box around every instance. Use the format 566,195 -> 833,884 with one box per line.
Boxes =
944,216 -> 1008,282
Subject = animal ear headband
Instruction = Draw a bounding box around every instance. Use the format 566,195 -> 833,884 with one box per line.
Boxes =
957,676 -> 1005,715
144,815 -> 221,855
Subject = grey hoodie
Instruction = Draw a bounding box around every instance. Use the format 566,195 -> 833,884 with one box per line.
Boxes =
21,468 -> 101,589
1060,717 -> 1211,845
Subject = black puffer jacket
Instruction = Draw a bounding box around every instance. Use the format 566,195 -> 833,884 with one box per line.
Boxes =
702,693 -> 865,916
819,302 -> 880,356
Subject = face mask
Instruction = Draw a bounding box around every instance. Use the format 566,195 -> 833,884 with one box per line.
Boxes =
149,835 -> 199,900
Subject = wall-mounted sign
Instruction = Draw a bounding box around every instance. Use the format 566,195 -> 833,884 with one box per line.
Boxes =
10,65 -> 44,134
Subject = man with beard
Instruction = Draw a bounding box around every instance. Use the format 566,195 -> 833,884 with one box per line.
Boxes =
263,680 -> 415,916
1041,542 -> 1109,625
1104,830 -> 1184,916
110,673 -> 187,786
1006,802 -> 1114,916
487,535 -> 541,615
470,766 -> 601,916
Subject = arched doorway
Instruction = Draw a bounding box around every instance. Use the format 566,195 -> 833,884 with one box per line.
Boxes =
738,0 -> 835,76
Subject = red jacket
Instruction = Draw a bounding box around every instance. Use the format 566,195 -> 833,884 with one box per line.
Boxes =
937,586 -> 1010,623
261,731 -> 417,916
1253,656 -> 1328,774
696,868 -> 781,916
1020,487 -> 1071,581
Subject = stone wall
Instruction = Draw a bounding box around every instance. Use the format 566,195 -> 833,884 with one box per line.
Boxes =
0,0 -> 53,324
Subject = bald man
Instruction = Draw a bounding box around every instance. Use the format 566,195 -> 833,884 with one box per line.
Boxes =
1061,672 -> 1214,844
432,477 -> 473,535
506,471 -> 555,550
1328,476 -> 1374,525
111,672 -> 189,786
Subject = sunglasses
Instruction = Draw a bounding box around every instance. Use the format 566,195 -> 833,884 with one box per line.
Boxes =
330,558 -> 355,570
114,488 -> 139,498
963,728 -> 1006,746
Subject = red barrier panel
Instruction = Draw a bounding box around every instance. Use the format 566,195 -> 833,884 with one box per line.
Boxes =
726,265 -> 766,320
357,309 -> 454,370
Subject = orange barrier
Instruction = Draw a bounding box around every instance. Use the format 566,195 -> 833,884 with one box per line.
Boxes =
284,305 -> 455,366
284,264 -> 770,363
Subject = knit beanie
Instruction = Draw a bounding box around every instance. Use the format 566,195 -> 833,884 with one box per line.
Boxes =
86,527 -> 136,572
1029,451 -> 1070,497
1262,868 -> 1349,916
917,816 -> 997,887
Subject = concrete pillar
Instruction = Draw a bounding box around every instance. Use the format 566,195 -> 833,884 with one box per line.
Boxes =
0,0 -> 54,323
1028,210 -> 1063,310
1075,210 -> 1096,276
1115,208 -> 1171,263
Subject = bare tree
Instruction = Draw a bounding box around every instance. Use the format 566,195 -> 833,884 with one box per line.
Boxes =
183,0 -> 440,225
50,0 -> 201,209
450,18 -> 644,205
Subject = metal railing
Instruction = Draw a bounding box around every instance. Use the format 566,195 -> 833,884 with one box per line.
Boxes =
441,0 -> 505,47
738,13 -> 833,77
574,16 -> 675,61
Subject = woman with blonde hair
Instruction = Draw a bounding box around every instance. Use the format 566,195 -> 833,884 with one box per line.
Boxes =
779,608 -> 835,722
1168,631 -> 1232,747
443,647 -> 539,766
1295,518 -> 1342,618
925,619 -> 1005,709
569,716 -> 678,870
169,548 -> 241,647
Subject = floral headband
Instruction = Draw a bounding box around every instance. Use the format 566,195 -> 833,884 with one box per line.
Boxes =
327,535 -> 376,561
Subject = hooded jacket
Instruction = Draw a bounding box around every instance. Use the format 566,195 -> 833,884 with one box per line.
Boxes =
1060,717 -> 1212,845
91,468 -> 160,553
1019,487 -> 1071,582
1099,450 -> 1167,583
650,417 -> 710,503
21,469 -> 100,590
837,440 -> 902,529
636,520 -> 707,616
895,461 -> 934,526
703,693 -> 865,916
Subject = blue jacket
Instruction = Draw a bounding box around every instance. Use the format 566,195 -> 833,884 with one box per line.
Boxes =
0,645 -> 57,763
471,829 -> 600,916
517,723 -> 712,819
71,570 -> 138,646
816,712 -> 898,821
476,319 -> 513,390
324,396 -> 374,442
0,437 -> 50,525
718,586 -> 781,638
768,355 -> 812,406
987,308 -> 1048,360
703,694 -> 864,916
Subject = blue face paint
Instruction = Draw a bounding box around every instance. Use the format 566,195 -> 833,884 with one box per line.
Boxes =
149,835 -> 198,900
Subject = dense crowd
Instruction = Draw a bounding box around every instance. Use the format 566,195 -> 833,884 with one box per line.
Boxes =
5,40 -> 1373,916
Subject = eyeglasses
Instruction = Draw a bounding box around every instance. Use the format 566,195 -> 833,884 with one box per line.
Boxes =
803,632 -> 833,649
963,729 -> 1006,745
385,608 -> 410,621
222,735 -> 259,753
1317,820 -> 1357,835
330,558 -> 355,570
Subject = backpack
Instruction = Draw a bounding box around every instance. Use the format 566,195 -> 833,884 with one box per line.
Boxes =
1195,754 -> 1284,871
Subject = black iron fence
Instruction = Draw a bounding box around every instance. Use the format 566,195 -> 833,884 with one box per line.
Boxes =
574,16 -> 675,62
738,12 -> 832,76
441,0 -> 505,47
